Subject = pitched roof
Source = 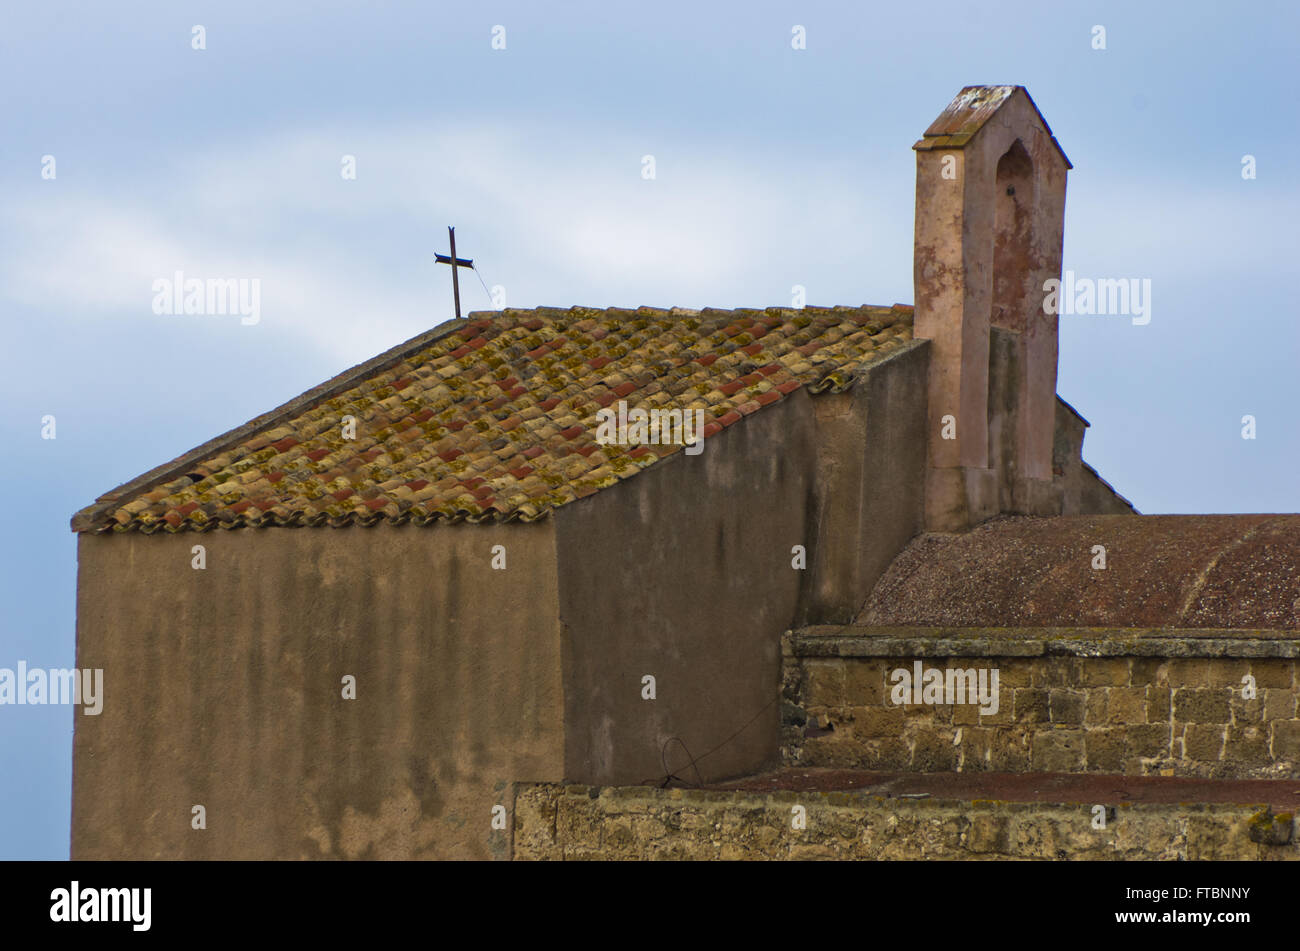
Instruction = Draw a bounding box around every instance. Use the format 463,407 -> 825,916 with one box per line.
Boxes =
857,514 -> 1300,630
913,84 -> 1072,169
73,304 -> 916,533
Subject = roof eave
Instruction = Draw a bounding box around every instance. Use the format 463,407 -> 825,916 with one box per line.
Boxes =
70,315 -> 471,532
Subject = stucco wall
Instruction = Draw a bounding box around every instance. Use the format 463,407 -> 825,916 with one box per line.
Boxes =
554,393 -> 816,788
799,341 -> 930,625
914,91 -> 1071,529
1079,465 -> 1135,515
72,521 -> 564,859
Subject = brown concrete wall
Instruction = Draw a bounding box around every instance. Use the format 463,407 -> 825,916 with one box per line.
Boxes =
513,782 -> 1299,860
553,393 -> 815,788
1079,465 -> 1136,515
785,635 -> 1300,779
72,522 -> 565,859
1054,399 -> 1135,515
800,341 -> 929,624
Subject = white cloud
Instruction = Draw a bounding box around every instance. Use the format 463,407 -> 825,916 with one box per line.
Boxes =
0,120 -> 903,365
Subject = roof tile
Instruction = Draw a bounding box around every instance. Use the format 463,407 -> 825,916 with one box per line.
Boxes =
79,303 -> 915,532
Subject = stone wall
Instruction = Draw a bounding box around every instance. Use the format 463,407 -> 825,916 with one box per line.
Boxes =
784,628 -> 1300,779
511,782 -> 1298,860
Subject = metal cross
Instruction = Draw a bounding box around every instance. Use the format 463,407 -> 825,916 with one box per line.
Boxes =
434,226 -> 475,319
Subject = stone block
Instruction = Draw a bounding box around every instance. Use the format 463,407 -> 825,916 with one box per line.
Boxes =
997,661 -> 1034,687
957,727 -> 993,771
1172,688 -> 1231,724
1085,727 -> 1127,772
843,660 -> 888,705
1031,729 -> 1085,772
911,730 -> 959,771
1250,660 -> 1295,689
1145,686 -> 1171,723
987,730 -> 1031,772
1165,659 -> 1212,687
1049,688 -> 1085,726
1271,721 -> 1300,761
1206,659 -> 1252,687
1263,689 -> 1296,721
846,704 -> 905,738
964,813 -> 1011,854
1079,657 -> 1131,686
1126,723 -> 1172,759
1223,725 -> 1271,767
1229,693 -> 1262,726
802,660 -> 845,707
1106,687 -> 1148,725
1014,688 -> 1050,725
1130,657 -> 1168,687
798,736 -> 859,769
1084,690 -> 1107,726
860,737 -> 912,771
970,698 -> 1012,726
1181,724 -> 1225,762
1031,657 -> 1077,687
929,702 -> 955,724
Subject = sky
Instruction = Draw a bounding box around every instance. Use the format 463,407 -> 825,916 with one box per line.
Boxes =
1,1 -> 1297,859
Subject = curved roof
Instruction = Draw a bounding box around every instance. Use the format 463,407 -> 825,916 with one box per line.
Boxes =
857,514 -> 1300,630
73,303 -> 915,533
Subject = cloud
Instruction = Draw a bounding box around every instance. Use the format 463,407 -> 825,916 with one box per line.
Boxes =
13,119 -> 1286,376
0,120 -> 905,366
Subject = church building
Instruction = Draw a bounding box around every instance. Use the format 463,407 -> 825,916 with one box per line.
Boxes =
70,86 -> 1299,860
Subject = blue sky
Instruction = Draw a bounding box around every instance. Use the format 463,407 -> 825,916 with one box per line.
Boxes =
1,1 -> 1297,859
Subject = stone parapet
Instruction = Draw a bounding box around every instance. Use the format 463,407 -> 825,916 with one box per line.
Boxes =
782,627 -> 1300,779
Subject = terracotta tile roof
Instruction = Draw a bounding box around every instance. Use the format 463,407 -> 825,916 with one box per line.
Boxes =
73,303 -> 915,533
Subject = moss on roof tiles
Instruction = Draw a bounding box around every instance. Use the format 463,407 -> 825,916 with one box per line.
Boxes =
80,303 -> 915,533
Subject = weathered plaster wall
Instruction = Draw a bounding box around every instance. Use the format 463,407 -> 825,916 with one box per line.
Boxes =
1053,398 -> 1134,515
512,782 -> 1299,860
554,393 -> 815,788
1079,465 -> 1135,515
799,341 -> 929,624
914,91 -> 1071,530
72,521 -> 565,859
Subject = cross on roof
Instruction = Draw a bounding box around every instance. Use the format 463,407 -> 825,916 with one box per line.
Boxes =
434,225 -> 474,319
